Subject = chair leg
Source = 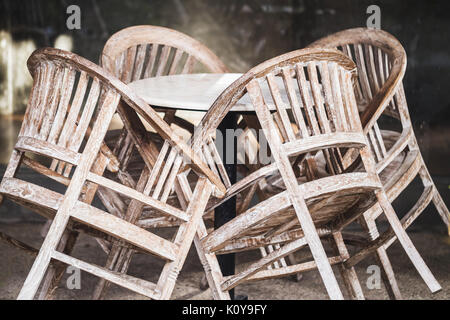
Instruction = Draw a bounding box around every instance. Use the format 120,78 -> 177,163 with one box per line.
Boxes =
17,209 -> 72,299
418,161 -> 450,231
359,215 -> 402,300
432,190 -> 450,235
155,178 -> 214,300
375,246 -> 403,299
95,246 -> 135,299
92,243 -> 132,299
195,220 -> 230,300
329,232 -> 365,300
376,191 -> 441,293
287,253 -> 303,282
292,200 -> 344,300
37,230 -> 79,300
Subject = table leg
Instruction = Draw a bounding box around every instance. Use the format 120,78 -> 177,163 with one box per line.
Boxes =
215,112 -> 237,300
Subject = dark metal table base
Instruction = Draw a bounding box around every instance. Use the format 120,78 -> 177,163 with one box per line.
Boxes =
214,112 -> 248,300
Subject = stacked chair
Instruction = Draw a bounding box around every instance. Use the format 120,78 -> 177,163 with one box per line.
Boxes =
95,25 -> 230,299
97,25 -> 298,297
307,27 -> 449,298
0,27 -> 445,300
0,48 -> 225,300
188,48 -> 441,299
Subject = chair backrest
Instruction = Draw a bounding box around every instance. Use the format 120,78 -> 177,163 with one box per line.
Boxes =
308,28 -> 407,129
190,48 -> 363,189
245,48 -> 365,176
101,25 -> 228,83
308,28 -> 409,169
100,26 -> 229,191
21,49 -> 122,177
22,48 -> 226,196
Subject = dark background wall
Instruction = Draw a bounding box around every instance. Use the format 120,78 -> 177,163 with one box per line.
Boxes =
0,0 -> 449,174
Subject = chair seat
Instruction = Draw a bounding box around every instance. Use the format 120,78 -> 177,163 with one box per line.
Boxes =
201,172 -> 381,253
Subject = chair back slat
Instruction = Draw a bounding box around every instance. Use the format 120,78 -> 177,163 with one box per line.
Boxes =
56,71 -> 89,148
143,140 -> 171,196
47,69 -> 77,144
308,62 -> 332,134
281,68 -> 309,138
354,44 -> 373,101
307,27 -> 408,168
318,61 -> 339,131
365,44 -> 380,94
38,66 -> 65,140
168,48 -> 184,75
206,137 -> 232,189
181,55 -> 197,74
69,78 -> 101,151
155,45 -> 171,77
143,44 -> 159,78
296,64 -> 321,136
267,74 -> 296,141
152,146 -> 178,199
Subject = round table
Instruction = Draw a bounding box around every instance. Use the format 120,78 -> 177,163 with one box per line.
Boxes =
129,72 -> 298,112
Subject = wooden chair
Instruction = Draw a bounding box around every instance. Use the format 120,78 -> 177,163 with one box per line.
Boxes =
307,27 -> 449,299
101,25 -> 228,132
99,25 -> 229,228
94,25 -> 294,297
191,48 -> 441,299
0,48 -> 225,300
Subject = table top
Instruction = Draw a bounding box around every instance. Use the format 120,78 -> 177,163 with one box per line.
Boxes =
129,73 -> 296,112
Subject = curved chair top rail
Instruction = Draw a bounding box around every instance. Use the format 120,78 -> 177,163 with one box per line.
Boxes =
101,25 -> 228,75
27,48 -> 226,195
307,27 -> 407,130
191,48 -> 357,150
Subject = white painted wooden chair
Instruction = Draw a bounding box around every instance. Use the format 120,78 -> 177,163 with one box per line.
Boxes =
194,48 -> 441,299
308,27 -> 449,299
101,25 -> 228,132
0,48 -> 225,300
94,25 -> 294,297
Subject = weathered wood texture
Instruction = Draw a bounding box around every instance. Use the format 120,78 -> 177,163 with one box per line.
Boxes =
98,25 -> 291,297
0,48 -> 224,300
195,48 -> 441,299
308,27 -> 448,298
101,25 -> 228,132
88,25 -> 232,298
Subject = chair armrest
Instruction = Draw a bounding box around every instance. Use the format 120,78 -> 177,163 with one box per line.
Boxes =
360,54 -> 406,133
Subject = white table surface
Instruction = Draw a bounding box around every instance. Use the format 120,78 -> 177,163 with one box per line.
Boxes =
129,73 -> 297,112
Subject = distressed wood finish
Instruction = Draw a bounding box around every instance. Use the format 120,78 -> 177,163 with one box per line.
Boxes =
101,25 -> 228,131
194,48 -> 440,299
98,25 -> 294,296
0,48 -> 224,300
308,27 -> 449,298
86,25 -> 231,298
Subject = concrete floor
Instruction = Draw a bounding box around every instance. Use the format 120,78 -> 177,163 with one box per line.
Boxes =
0,219 -> 449,300
0,117 -> 448,300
